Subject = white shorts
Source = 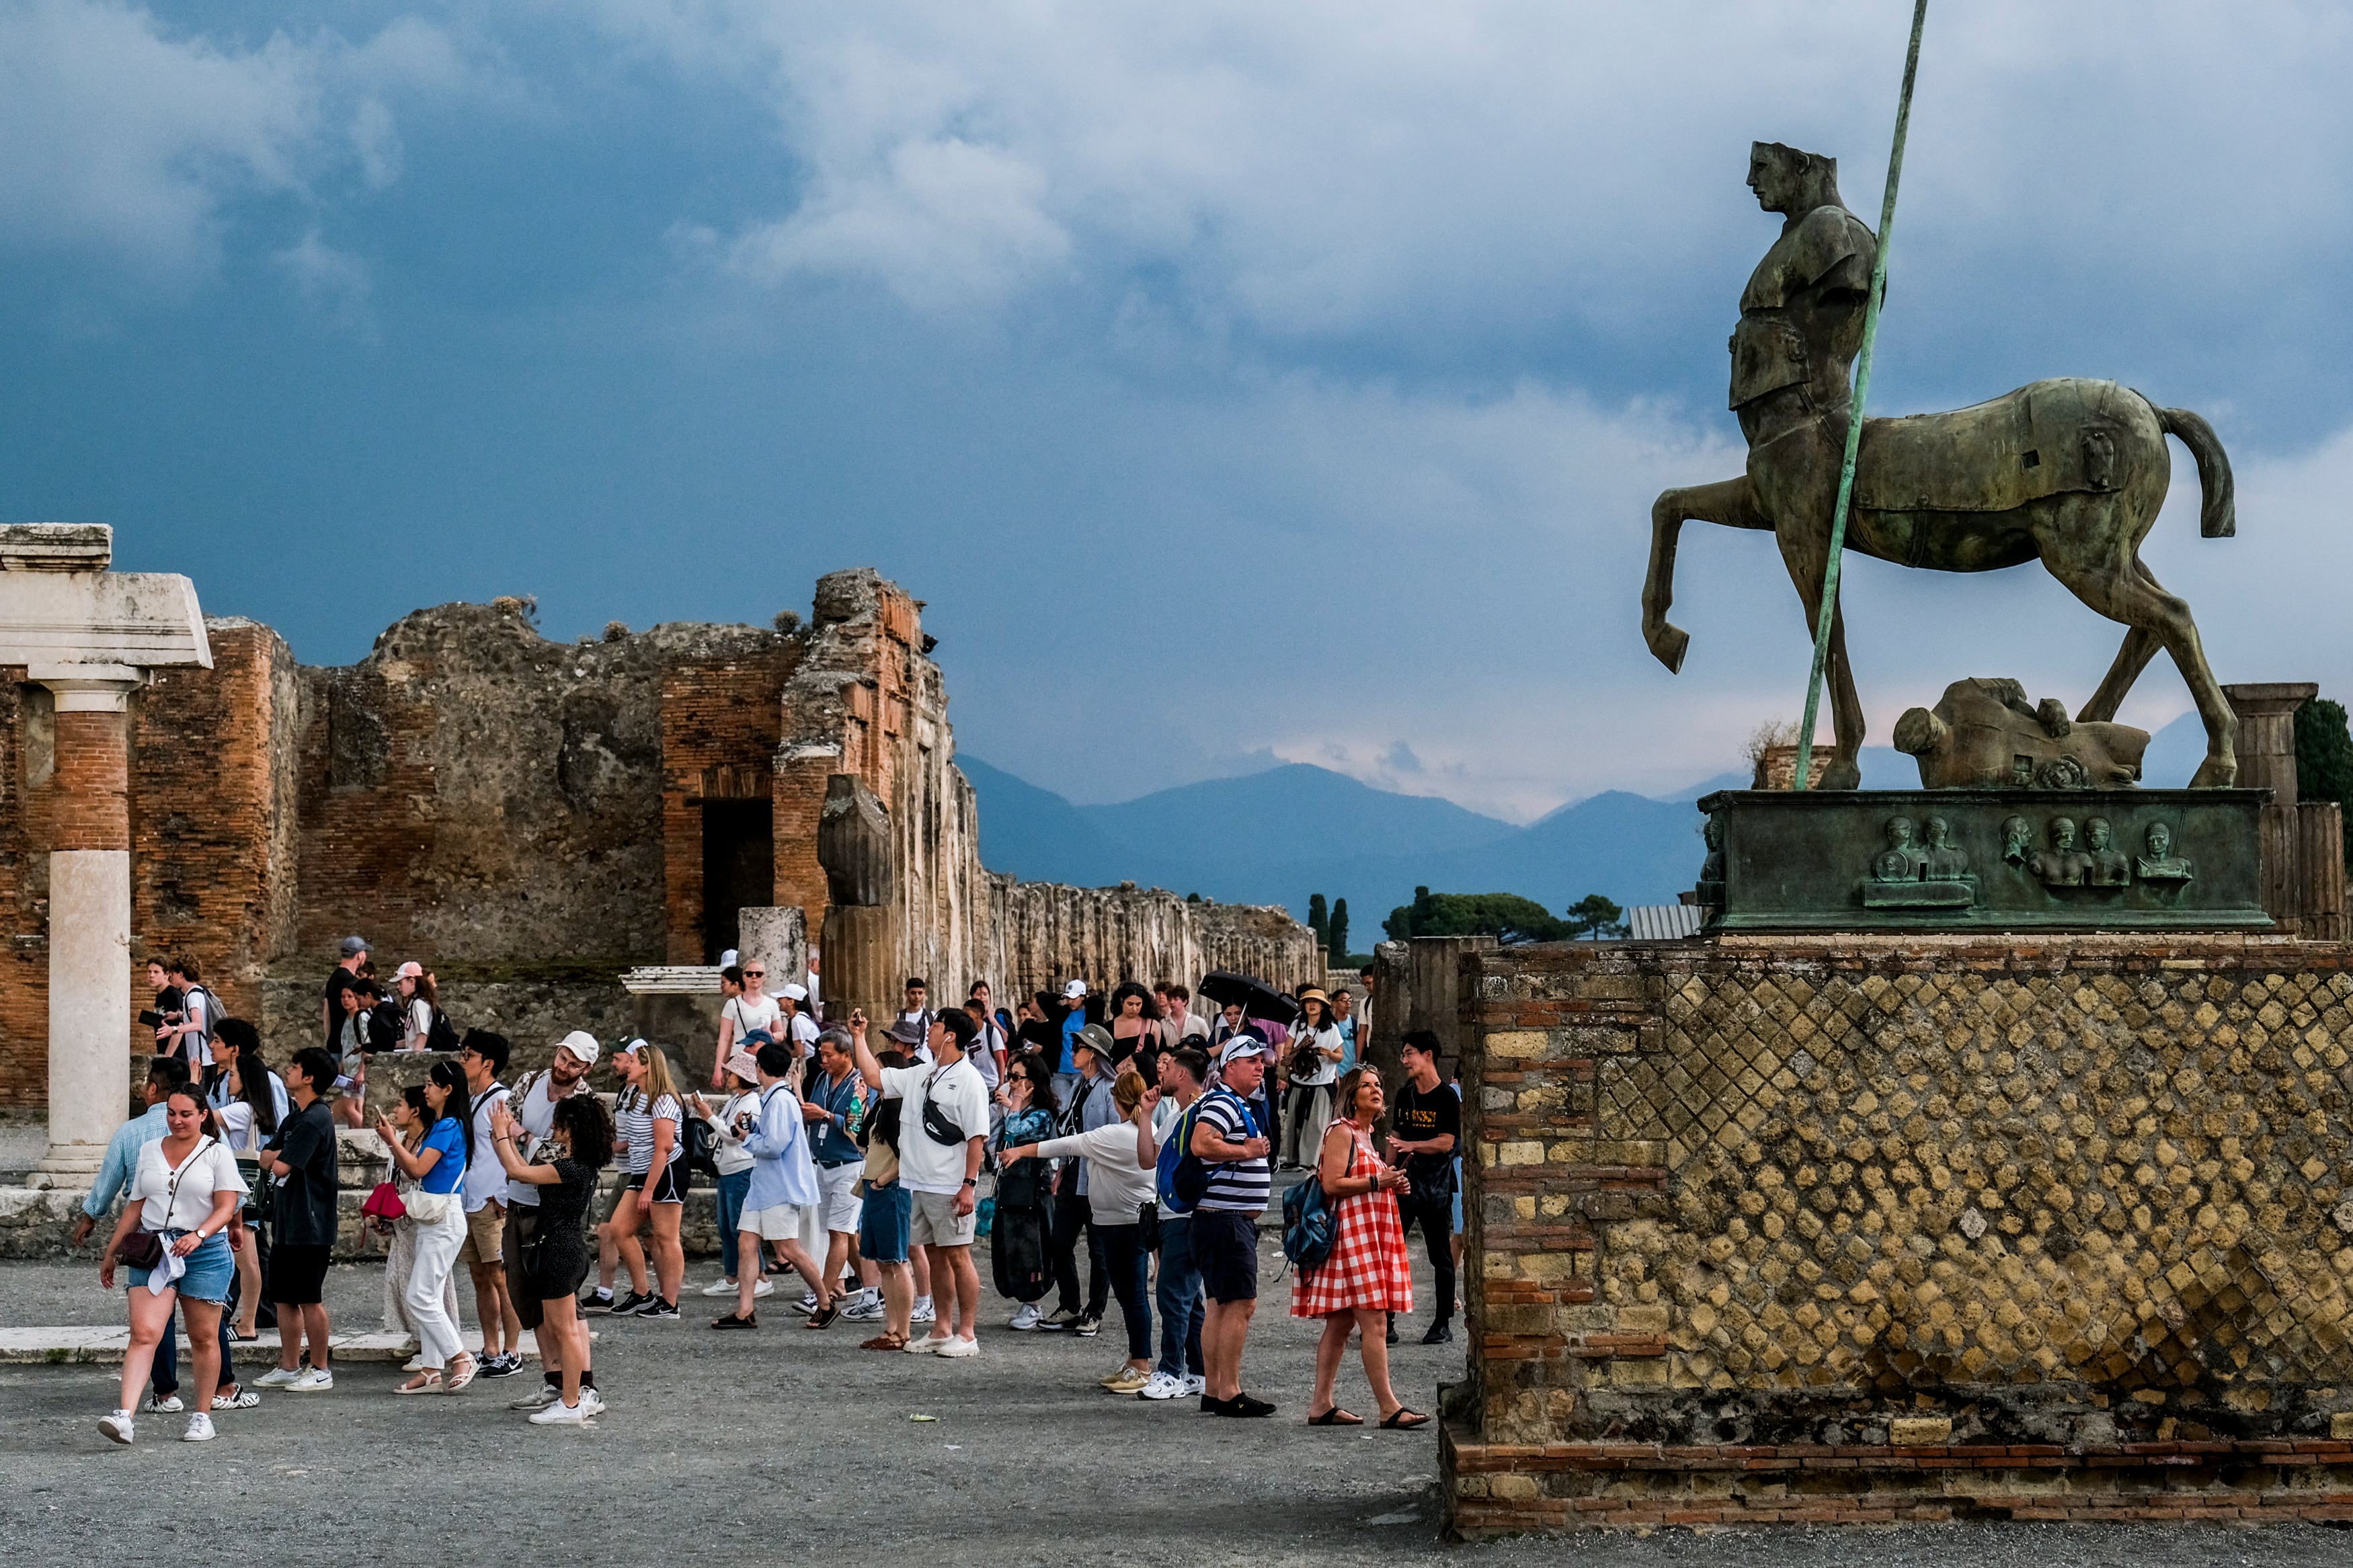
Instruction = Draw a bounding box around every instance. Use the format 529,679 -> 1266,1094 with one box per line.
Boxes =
820,1162 -> 863,1234
740,1202 -> 823,1251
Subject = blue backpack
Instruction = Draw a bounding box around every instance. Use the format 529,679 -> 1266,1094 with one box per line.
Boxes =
1158,1092 -> 1258,1216
1280,1137 -> 1357,1270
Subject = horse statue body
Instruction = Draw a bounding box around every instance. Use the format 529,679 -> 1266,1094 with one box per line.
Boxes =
1640,142 -> 2239,789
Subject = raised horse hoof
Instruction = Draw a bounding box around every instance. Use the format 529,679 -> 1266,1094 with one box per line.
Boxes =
2188,755 -> 2239,788
1817,759 -> 1862,791
1645,622 -> 1690,675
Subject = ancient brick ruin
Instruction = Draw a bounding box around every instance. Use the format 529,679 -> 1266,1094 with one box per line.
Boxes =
0,567 -> 1316,1101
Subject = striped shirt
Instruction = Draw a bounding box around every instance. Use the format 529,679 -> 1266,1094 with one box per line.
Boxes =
1193,1089 -> 1271,1213
617,1087 -> 682,1175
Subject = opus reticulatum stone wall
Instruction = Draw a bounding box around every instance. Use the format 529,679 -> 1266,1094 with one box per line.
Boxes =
1445,934 -> 2353,1533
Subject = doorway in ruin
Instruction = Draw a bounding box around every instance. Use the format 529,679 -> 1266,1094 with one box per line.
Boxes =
699,799 -> 773,963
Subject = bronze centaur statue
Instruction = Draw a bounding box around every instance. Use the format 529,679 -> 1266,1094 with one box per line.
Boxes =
1640,142 -> 2238,790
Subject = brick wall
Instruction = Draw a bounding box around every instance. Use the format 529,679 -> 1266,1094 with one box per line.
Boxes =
661,650 -> 797,962
0,675 -> 38,1105
1448,933 -> 2353,1532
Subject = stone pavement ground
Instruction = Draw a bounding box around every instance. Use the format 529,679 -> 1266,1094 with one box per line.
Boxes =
3,1239 -> 2350,1568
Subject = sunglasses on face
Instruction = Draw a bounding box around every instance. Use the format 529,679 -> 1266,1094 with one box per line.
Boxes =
744,971 -> 766,979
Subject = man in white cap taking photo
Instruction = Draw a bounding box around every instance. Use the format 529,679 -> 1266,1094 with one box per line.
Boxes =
504,1030 -> 604,1413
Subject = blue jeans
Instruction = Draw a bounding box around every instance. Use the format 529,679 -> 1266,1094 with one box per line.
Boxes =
714,1169 -> 758,1279
1092,1220 -> 1153,1362
151,1235 -> 240,1397
1154,1213 -> 1205,1379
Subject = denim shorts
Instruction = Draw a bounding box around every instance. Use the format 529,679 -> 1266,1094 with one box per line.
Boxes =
859,1182 -> 911,1265
130,1231 -> 235,1304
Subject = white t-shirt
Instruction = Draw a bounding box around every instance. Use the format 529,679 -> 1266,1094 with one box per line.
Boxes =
725,995 -> 782,1044
786,1010 -> 820,1048
506,1072 -> 571,1208
707,1089 -> 760,1176
877,1057 -> 988,1196
129,1137 -> 247,1232
177,987 -> 216,1069
1295,1024 -> 1343,1086
461,1085 -> 510,1212
407,999 -> 434,1049
618,1087 -> 682,1174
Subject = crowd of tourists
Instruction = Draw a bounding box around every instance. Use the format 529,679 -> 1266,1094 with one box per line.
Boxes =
85,940 -> 1463,1444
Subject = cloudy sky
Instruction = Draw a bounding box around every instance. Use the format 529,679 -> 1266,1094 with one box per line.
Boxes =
7,1 -> 2353,819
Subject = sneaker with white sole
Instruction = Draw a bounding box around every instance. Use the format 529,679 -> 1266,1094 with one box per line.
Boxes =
528,1398 -> 590,1425
791,1291 -> 818,1315
903,1334 -> 948,1355
934,1336 -> 980,1360
401,1355 -> 426,1373
580,1387 -> 607,1415
1181,1374 -> 1207,1397
700,1278 -> 741,1297
1007,1303 -> 1043,1331
212,1389 -> 260,1411
1037,1307 -> 1079,1332
98,1410 -> 134,1445
510,1383 -> 561,1411
182,1413 -> 216,1443
1136,1371 -> 1187,1401
752,1277 -> 775,1298
253,1366 -> 303,1389
910,1298 -> 936,1325
288,1368 -> 334,1393
141,1393 -> 184,1414
842,1297 -> 884,1321
1102,1366 -> 1151,1394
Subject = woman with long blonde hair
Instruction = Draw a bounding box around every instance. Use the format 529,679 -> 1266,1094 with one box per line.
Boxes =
587,1040 -> 688,1319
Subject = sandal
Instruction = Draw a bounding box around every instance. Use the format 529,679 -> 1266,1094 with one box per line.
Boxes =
1380,1407 -> 1431,1430
1308,1406 -> 1364,1426
444,1353 -> 479,1393
859,1333 -> 908,1352
395,1372 -> 444,1395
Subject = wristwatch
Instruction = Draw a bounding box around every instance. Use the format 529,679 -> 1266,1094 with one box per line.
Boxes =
962,1178 -> 978,1188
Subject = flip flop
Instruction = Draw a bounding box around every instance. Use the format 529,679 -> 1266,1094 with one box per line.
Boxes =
1308,1407 -> 1364,1426
1380,1407 -> 1431,1430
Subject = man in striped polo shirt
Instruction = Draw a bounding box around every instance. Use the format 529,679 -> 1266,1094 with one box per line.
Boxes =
1191,1036 -> 1276,1417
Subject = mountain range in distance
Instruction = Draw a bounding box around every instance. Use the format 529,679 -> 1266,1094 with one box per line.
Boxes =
958,712 -> 2211,937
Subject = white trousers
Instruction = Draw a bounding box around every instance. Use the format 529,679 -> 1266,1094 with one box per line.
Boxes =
401,1203 -> 468,1368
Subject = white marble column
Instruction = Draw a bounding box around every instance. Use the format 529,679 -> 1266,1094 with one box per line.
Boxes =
36,849 -> 132,1181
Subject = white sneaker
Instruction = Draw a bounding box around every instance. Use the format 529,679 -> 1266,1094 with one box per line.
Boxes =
401,1356 -> 426,1373
791,1291 -> 818,1315
701,1278 -> 740,1297
98,1410 -> 134,1445
1137,1371 -> 1187,1401
141,1393 -> 184,1414
509,1383 -> 561,1411
910,1297 -> 936,1325
182,1413 -> 216,1443
212,1389 -> 260,1411
934,1336 -> 980,1360
1181,1374 -> 1207,1397
752,1277 -> 775,1298
528,1398 -> 589,1425
903,1334 -> 947,1354
580,1387 -> 607,1415
1008,1303 -> 1043,1331
841,1298 -> 884,1321
288,1368 -> 334,1393
253,1366 -> 302,1388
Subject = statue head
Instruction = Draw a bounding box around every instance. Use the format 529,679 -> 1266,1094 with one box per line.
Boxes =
1884,816 -> 1917,849
2048,817 -> 2078,851
2087,817 -> 2112,851
1748,141 -> 1842,216
2147,821 -> 2173,858
1924,816 -> 1953,850
2001,815 -> 2031,858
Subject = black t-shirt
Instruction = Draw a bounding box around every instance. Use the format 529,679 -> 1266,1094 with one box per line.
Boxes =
322,968 -> 359,1052
1390,1078 -> 1461,1192
270,1099 -> 342,1246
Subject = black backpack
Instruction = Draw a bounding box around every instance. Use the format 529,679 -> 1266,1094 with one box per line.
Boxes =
990,1198 -> 1050,1303
366,999 -> 405,1055
424,1003 -> 463,1055
680,1104 -> 719,1182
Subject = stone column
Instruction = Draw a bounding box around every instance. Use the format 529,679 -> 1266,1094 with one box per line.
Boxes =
2225,683 -> 2322,935
29,667 -> 141,1183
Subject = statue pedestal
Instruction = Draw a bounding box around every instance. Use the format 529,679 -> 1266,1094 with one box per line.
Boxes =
1696,788 -> 2272,933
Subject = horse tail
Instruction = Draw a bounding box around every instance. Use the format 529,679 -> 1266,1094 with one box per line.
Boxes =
2154,403 -> 2235,539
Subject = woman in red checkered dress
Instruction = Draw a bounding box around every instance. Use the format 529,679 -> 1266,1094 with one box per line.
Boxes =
1291,1067 -> 1428,1429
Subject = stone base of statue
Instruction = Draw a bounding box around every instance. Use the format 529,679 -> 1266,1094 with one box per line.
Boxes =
1695,788 -> 2272,933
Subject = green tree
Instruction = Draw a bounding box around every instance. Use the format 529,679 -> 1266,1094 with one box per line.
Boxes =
1563,893 -> 1629,940
1384,886 -> 1434,940
2297,697 -> 2353,872
1383,889 -> 1568,945
1307,893 -> 1330,953
1326,899 -> 1350,964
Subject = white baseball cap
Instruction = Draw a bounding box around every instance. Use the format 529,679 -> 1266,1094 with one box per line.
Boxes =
719,948 -> 740,968
1218,1037 -> 1270,1068
779,982 -> 809,1003
556,1030 -> 601,1065
1062,979 -> 1088,1000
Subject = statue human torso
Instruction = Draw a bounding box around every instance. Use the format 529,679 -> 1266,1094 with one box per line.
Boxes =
1729,204 -> 1878,422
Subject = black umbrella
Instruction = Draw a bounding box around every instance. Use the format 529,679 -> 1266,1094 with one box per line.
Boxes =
1197,970 -> 1299,1024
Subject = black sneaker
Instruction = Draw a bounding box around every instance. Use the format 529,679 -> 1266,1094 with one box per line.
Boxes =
610,1291 -> 653,1317
480,1353 -> 524,1378
711,1311 -> 758,1331
1222,1391 -> 1277,1418
1421,1321 -> 1455,1345
579,1289 -> 619,1315
1073,1314 -> 1102,1338
1038,1307 -> 1079,1332
1386,1324 -> 1399,1346
1198,1393 -> 1234,1415
632,1297 -> 681,1321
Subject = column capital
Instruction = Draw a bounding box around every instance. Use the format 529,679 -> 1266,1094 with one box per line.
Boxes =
26,663 -> 145,710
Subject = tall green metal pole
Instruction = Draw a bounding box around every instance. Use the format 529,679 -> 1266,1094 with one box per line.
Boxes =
1791,0 -> 1929,792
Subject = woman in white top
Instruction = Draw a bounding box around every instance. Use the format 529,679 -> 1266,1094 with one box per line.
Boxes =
713,962 -> 783,1088
97,1087 -> 248,1445
689,1050 -> 770,1298
1000,1071 -> 1160,1393
202,1019 -> 282,1339
395,962 -> 438,1052
1281,988 -> 1345,1170
590,1041 -> 687,1317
